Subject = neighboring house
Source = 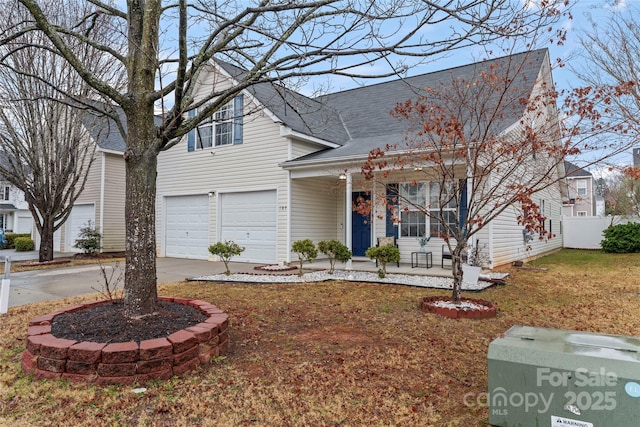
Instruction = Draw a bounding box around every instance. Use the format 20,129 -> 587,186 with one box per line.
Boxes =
562,161 -> 596,217
35,112 -> 127,253
0,181 -> 33,234
156,48 -> 564,267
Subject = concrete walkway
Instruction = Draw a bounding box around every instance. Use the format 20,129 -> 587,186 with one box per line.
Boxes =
3,254 -> 453,308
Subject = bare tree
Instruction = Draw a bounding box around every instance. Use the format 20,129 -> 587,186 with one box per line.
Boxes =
572,5 -> 640,169
3,0 -> 567,317
603,171 -> 640,217
0,1 -> 122,262
359,49 -> 570,302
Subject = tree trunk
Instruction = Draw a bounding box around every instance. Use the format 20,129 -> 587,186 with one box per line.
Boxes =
451,246 -> 464,303
123,115 -> 159,318
38,218 -> 55,262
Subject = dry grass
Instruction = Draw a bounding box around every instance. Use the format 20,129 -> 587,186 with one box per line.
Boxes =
10,256 -> 126,273
1,249 -> 639,426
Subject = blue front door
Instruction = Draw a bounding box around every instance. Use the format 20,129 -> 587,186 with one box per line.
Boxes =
352,192 -> 371,256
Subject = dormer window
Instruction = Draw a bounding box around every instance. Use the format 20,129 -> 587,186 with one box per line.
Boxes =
187,94 -> 244,152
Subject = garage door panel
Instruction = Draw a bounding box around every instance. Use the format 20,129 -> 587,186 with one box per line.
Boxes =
68,204 -> 95,253
165,195 -> 209,259
220,191 -> 277,264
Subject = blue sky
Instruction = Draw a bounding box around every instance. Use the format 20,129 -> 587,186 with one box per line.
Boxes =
332,0 -> 635,172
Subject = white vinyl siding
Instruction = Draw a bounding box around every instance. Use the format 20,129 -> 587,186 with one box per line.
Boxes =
101,153 -> 126,252
290,178 -> 340,251
491,183 -> 563,266
157,78 -> 291,262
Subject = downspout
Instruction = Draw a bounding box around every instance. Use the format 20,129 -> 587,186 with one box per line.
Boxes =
345,172 -> 352,270
286,140 -> 292,264
286,169 -> 292,264
99,152 -> 106,253
371,180 -> 377,245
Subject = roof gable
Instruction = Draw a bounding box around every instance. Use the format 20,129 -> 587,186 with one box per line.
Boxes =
287,48 -> 550,164
217,62 -> 350,145
564,161 -> 593,178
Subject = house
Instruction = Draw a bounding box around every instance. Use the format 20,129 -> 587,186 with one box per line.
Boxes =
156,49 -> 564,268
0,181 -> 33,235
562,161 -> 596,217
35,112 -> 127,253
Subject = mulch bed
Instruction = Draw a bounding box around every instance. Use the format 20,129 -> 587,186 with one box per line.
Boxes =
50,300 -> 207,343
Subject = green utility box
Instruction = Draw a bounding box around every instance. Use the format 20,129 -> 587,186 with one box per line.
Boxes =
488,325 -> 640,427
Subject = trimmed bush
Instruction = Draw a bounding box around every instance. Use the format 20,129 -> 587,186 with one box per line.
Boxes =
317,240 -> 352,274
601,222 -> 640,253
365,244 -> 400,278
14,237 -> 35,252
73,220 -> 102,254
4,233 -> 31,249
292,239 -> 318,276
209,240 -> 245,275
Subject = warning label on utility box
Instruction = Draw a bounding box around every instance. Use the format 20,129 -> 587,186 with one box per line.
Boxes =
551,416 -> 594,427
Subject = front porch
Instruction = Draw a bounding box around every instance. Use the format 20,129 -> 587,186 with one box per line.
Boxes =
309,257 -> 454,278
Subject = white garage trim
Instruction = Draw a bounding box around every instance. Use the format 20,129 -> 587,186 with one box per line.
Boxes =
164,194 -> 210,260
67,203 -> 96,253
219,190 -> 277,264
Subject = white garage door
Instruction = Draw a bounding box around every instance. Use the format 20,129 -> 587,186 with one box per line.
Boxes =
220,190 -> 277,263
165,195 -> 210,259
16,213 -> 33,234
68,204 -> 95,253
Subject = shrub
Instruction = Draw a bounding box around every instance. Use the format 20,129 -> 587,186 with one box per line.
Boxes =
4,232 -> 31,249
365,244 -> 400,278
317,240 -> 352,274
291,239 -> 317,276
73,220 -> 102,254
209,240 -> 245,275
14,237 -> 35,252
601,222 -> 640,253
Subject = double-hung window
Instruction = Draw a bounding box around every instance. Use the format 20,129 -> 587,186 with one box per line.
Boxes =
399,183 -> 426,237
187,94 -> 243,152
196,102 -> 233,148
0,185 -> 9,201
429,182 -> 457,237
214,103 -> 233,146
576,180 -> 587,197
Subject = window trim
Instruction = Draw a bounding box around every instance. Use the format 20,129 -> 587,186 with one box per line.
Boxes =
429,181 -> 458,238
399,182 -> 426,238
187,94 -> 243,152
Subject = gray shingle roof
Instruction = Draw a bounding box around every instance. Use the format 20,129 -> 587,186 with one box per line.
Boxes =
82,106 -> 162,153
564,161 -> 592,178
84,111 -> 126,153
218,62 -> 350,145
284,48 -> 549,165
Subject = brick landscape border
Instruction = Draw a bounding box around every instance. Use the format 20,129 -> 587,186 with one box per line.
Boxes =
22,297 -> 230,385
419,296 -> 497,319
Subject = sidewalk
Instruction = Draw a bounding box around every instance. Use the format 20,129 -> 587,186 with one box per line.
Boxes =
0,249 -> 75,262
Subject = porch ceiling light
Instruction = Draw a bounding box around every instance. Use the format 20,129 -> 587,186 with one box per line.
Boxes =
338,173 -> 347,180
414,167 -> 423,171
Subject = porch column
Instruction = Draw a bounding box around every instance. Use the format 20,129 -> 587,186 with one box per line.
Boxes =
345,172 -> 352,270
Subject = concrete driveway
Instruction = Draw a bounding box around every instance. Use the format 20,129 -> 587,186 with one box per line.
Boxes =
5,256 -> 226,308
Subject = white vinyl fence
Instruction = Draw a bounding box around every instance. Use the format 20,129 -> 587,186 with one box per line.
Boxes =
562,216 -> 640,250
